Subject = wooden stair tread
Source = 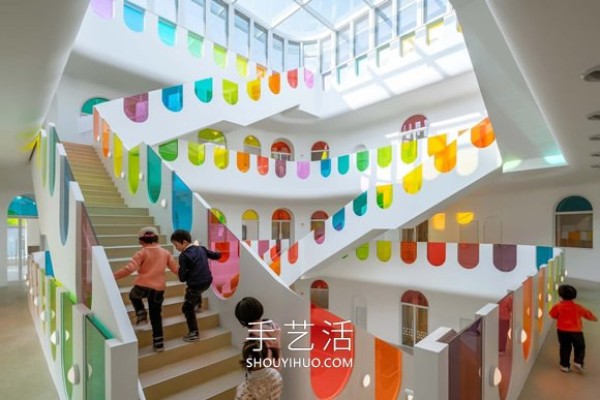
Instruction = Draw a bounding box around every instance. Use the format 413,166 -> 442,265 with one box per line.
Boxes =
125,294 -> 185,313
139,346 -> 240,387
138,326 -> 229,358
119,280 -> 184,294
133,311 -> 217,334
161,371 -> 242,400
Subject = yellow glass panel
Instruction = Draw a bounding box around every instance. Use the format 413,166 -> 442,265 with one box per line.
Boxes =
376,241 -> 392,262
434,140 -> 456,173
401,34 -> 416,57
376,184 -> 393,209
242,210 -> 258,220
247,79 -> 261,101
113,135 -> 123,178
214,146 -> 229,169
427,20 -> 444,45
403,165 -> 422,194
456,212 -> 474,225
427,134 -> 447,156
236,56 -> 248,77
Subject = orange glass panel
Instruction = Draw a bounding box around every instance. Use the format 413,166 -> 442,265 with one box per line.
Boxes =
237,152 -> 250,173
288,243 -> 299,264
471,118 -> 495,148
400,241 -> 417,264
403,165 -> 422,194
522,277 -> 533,360
257,156 -> 269,175
375,338 -> 402,400
427,134 -> 447,156
427,242 -> 446,267
434,141 -> 457,173
247,79 -> 261,101
269,73 -> 281,94
537,269 -> 545,333
256,64 -> 267,79
93,108 -> 100,141
269,257 -> 281,276
102,121 -> 110,158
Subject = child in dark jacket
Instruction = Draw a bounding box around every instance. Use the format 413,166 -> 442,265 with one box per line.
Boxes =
549,284 -> 597,372
170,229 -> 221,342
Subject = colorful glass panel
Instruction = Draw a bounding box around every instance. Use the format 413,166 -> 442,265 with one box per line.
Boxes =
448,318 -> 483,400
188,142 -> 206,166
237,152 -> 250,172
400,241 -> 417,264
269,73 -> 281,94
214,147 -> 229,169
128,146 -> 140,194
257,156 -> 269,175
498,293 -> 513,400
353,192 -> 368,216
297,161 -> 310,179
287,69 -> 298,88
337,155 -> 349,175
434,141 -> 457,173
356,243 -> 369,260
332,208 -> 345,231
187,33 -> 203,57
123,1 -> 144,32
522,277 -> 533,360
159,140 -> 178,161
377,145 -> 392,168
375,337 -> 402,400
123,93 -> 149,122
147,147 -> 161,203
376,184 -> 392,209
471,118 -> 495,148
195,78 -> 213,103
403,165 -> 422,194
113,134 -> 123,178
493,244 -> 517,272
213,45 -> 227,68
427,242 -> 446,267
223,80 -> 239,105
158,18 -> 176,46
162,85 -> 183,112
320,159 -> 332,177
376,241 -> 392,262
356,150 -> 369,172
247,79 -> 261,101
457,243 -> 479,269
172,173 -> 192,231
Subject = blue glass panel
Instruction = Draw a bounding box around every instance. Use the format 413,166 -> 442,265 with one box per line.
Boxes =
337,155 -> 349,175
195,78 -> 213,103
172,173 -> 192,231
123,1 -> 145,32
332,208 -> 345,231
320,158 -> 332,177
147,148 -> 161,204
7,195 -> 38,217
536,246 -> 553,270
158,17 -> 176,46
353,192 -> 368,216
60,160 -> 73,246
162,85 -> 183,112
45,251 -> 54,277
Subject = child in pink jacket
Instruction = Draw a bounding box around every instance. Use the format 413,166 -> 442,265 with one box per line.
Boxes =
114,227 -> 178,352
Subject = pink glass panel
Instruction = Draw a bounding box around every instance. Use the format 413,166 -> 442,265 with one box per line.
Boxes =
310,305 -> 354,399
297,161 -> 310,179
304,69 -> 315,88
457,243 -> 479,269
493,244 -> 517,272
448,318 -> 483,400
498,293 -> 513,400
427,242 -> 446,267
91,0 -> 114,19
123,93 -> 149,122
207,210 -> 240,299
257,240 -> 270,260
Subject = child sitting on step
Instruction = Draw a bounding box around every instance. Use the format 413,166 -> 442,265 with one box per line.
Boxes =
236,339 -> 283,400
113,227 -> 178,352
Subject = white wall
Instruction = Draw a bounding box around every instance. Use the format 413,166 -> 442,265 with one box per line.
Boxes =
432,180 -> 600,282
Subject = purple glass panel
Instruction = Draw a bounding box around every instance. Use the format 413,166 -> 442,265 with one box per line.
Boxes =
275,159 -> 286,178
123,93 -> 149,122
257,240 -> 270,260
81,207 -> 98,308
457,243 -> 479,269
297,160 -> 310,179
493,244 -> 517,272
497,293 -> 513,400
448,318 -> 483,400
91,0 -> 114,19
207,211 -> 240,299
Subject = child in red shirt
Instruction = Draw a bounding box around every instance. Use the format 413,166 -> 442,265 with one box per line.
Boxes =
549,284 -> 597,372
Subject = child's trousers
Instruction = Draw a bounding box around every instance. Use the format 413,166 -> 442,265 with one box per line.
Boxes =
557,330 -> 586,368
130,285 -> 165,339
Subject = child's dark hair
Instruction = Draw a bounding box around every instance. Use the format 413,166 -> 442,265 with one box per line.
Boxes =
138,229 -> 159,244
170,229 -> 192,244
558,284 -> 577,301
240,339 -> 269,370
235,297 -> 264,327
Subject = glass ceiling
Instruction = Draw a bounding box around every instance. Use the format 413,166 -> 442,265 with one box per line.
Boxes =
229,0 -> 388,39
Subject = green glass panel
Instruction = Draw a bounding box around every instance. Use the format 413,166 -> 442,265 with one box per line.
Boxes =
194,78 -> 213,103
337,155 -> 349,175
223,80 -> 239,105
357,150 -> 369,172
401,139 -> 418,164
376,184 -> 393,209
81,97 -> 108,115
113,135 -> 123,178
147,147 -> 161,204
49,279 -> 57,360
159,140 -> 178,161
128,146 -> 140,194
377,145 -> 392,168
214,147 -> 229,169
237,56 -> 248,76
188,33 -> 203,57
353,191 -> 368,216
213,44 -> 227,68
61,292 -> 75,399
356,243 -> 369,260
188,142 -> 206,166
556,196 -> 593,212
85,317 -> 108,399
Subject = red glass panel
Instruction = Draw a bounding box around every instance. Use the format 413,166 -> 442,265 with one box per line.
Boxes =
522,277 -> 533,360
427,242 -> 446,267
457,243 -> 479,269
288,242 -> 299,264
448,318 -> 483,400
287,69 -> 299,88
493,244 -> 517,272
400,241 -> 417,264
257,156 -> 269,175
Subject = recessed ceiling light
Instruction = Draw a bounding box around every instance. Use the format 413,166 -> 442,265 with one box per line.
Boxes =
589,134 -> 600,141
587,112 -> 600,121
582,65 -> 600,82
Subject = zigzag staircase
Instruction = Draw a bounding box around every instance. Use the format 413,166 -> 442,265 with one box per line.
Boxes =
63,142 -> 241,399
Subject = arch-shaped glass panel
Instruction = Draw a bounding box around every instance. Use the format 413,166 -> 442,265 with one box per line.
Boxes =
555,195 -> 593,248
310,279 -> 329,309
243,135 -> 261,155
311,211 -> 328,244
198,129 -> 226,146
271,139 -> 293,161
242,209 -> 259,240
81,97 -> 109,115
272,208 -> 293,241
311,141 -> 329,161
401,290 -> 428,347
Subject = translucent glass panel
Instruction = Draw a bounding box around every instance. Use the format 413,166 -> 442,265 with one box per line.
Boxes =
353,192 -> 367,216
337,25 -> 351,65
401,241 -> 417,263
159,140 -> 178,161
269,72 -> 281,94
458,243 -> 479,269
493,244 -> 517,272
356,150 -> 369,171
338,155 -> 349,175
81,97 -> 108,115
208,210 -> 240,299
223,80 -> 239,105
354,14 -> 369,57
320,36 -> 333,73
85,317 -> 109,399
172,173 -> 192,231
91,0 -> 115,19
448,318 -> 482,400
287,41 -> 301,70
252,23 -> 267,66
81,207 -> 97,308
113,135 -> 123,179
498,294 -> 513,400
424,0 -> 448,23
128,147 -> 140,194
195,78 -> 213,103
49,127 -> 57,196
536,246 -> 553,269
123,93 -> 149,122
375,337 -> 402,400
304,41 -> 319,74
398,0 -> 418,35
181,0 -> 205,34
158,18 -> 176,46
376,185 -> 392,209
147,148 -> 161,203
188,142 -> 205,166
233,11 -> 250,57
375,1 -> 393,46
124,1 -> 145,32
162,85 -> 183,111
61,293 -> 75,399
49,279 -> 57,359
271,35 -> 284,72
333,208 -> 345,231
208,0 -> 228,46
427,242 -> 446,266
522,277 -> 533,360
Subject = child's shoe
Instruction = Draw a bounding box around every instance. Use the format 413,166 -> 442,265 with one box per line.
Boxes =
135,311 -> 148,325
573,363 -> 584,372
560,366 -> 570,372
183,331 -> 199,342
153,337 -> 164,352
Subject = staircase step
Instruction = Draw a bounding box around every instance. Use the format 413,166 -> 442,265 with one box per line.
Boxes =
98,234 -> 164,246
79,183 -> 121,192
68,164 -> 106,174
90,215 -> 154,225
140,346 -> 240,400
162,371 -> 241,400
106,244 -> 173,259
96,223 -> 160,235
138,326 -> 231,373
85,196 -> 126,206
120,281 -> 185,306
119,271 -> 180,290
73,172 -> 113,183
134,311 -> 221,348
89,207 -> 149,216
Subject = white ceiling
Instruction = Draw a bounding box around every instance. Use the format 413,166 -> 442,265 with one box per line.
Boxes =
0,0 -> 88,168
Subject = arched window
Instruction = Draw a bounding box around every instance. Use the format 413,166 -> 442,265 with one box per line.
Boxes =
311,141 -> 330,161
198,128 -> 227,147
271,139 -> 293,161
555,196 -> 593,248
310,210 -> 328,243
241,209 -> 259,240
81,97 -> 109,116
272,208 -> 293,242
401,290 -> 428,347
401,114 -> 428,139
243,135 -> 261,156
310,279 -> 329,309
